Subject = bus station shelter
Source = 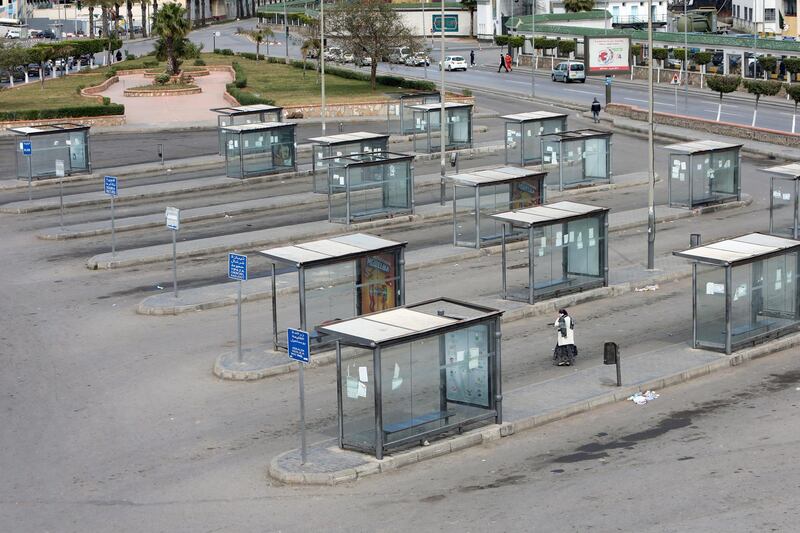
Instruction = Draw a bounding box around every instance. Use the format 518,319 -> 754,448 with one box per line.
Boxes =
221,122 -> 296,179
212,104 -> 283,154
502,111 -> 568,166
674,233 -> 800,355
387,91 -> 441,135
409,102 -> 473,153
491,201 -> 610,304
540,129 -> 612,191
665,140 -> 742,208
762,162 -> 800,239
318,297 -> 503,459
450,167 -> 547,248
10,123 -> 90,179
326,152 -> 414,224
309,132 -> 391,192
259,233 -> 407,352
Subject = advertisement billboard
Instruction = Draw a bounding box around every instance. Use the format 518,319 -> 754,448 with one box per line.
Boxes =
585,36 -> 631,75
357,253 -> 397,315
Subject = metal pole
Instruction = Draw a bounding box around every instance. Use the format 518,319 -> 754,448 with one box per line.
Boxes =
237,279 -> 243,363
753,0 -> 758,79
271,262 -> 278,350
439,0 -> 446,205
683,0 -> 688,107
172,229 -> 178,298
531,0 -> 536,98
320,0 -> 327,135
647,0 -> 656,270
59,173 -> 64,229
27,152 -> 32,202
422,1 -> 427,79
284,0 -> 289,60
110,196 -> 116,256
615,354 -> 622,386
298,268 -> 308,464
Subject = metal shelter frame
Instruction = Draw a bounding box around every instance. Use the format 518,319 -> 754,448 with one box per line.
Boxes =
762,162 -> 800,239
221,122 -> 297,179
665,139 -> 742,208
386,91 -> 441,135
211,104 -> 284,155
319,297 -> 503,460
502,111 -> 568,166
308,131 -> 391,191
259,233 -> 407,352
539,129 -> 613,191
408,102 -> 474,153
9,123 -> 91,179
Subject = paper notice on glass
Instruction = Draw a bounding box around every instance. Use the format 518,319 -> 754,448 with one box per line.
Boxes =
244,140 -> 249,148
569,231 -> 575,242
234,140 -> 239,148
679,173 -> 686,182
538,247 -> 545,256
357,382 -> 367,398
527,129 -> 533,137
783,193 -> 792,201
776,269 -> 783,291
456,350 -> 465,362
724,160 -> 731,168
706,282 -> 715,295
346,376 -> 359,399
774,190 -> 783,198
468,347 -> 480,370
540,237 -> 547,248
556,231 -> 563,246
358,366 -> 368,383
681,162 -> 687,170
697,163 -> 703,171
589,238 -> 596,247
391,363 -> 403,390
734,284 -> 747,301
788,271 -> 794,284
568,151 -> 574,158
718,160 -> 724,168
228,140 -> 234,150
671,168 -> 679,179
546,146 -> 554,152
673,159 -> 681,167
588,228 -> 594,239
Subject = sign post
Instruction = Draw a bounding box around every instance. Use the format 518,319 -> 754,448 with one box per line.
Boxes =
288,327 -> 311,464
22,140 -> 32,201
55,159 -> 65,229
104,176 -> 118,256
604,75 -> 612,106
228,253 -> 248,363
671,73 -> 680,112
165,206 -> 180,297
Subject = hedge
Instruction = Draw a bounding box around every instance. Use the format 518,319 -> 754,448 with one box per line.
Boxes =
0,104 -> 125,121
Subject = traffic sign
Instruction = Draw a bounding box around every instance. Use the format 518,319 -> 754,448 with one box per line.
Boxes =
104,175 -> 118,196
605,76 -> 612,86
22,141 -> 32,156
670,73 -> 680,85
214,31 -> 221,37
228,253 -> 247,281
55,160 -> 64,178
288,328 -> 310,363
165,206 -> 180,230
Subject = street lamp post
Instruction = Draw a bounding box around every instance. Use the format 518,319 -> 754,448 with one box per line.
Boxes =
284,0 -> 289,60
647,0 -> 656,270
753,0 -> 758,79
422,0 -> 427,79
439,0 -> 446,205
321,0 -> 327,135
530,0 -> 536,98
683,0 -> 689,107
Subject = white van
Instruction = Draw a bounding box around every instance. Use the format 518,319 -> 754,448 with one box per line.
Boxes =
388,46 -> 411,64
6,28 -> 21,39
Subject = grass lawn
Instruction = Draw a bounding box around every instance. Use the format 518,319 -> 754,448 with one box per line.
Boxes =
0,53 -> 412,114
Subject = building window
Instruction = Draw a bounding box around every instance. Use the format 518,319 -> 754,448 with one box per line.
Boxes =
764,8 -> 776,21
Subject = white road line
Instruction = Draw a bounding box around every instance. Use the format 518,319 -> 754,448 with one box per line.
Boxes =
563,88 -> 598,96
702,109 -> 745,117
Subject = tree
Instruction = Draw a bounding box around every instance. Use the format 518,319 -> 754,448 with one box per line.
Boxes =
140,0 -> 148,38
126,0 -> 134,39
692,52 -> 712,67
460,0 -> 477,38
26,46 -> 55,87
757,56 -> 777,80
651,47 -> 669,68
563,0 -> 594,12
152,2 -> 191,74
742,79 -> 782,127
557,39 -> 576,58
783,57 -> 800,82
785,83 -> 800,133
0,46 -> 28,87
706,75 -> 740,121
242,28 -> 273,59
326,0 -> 420,90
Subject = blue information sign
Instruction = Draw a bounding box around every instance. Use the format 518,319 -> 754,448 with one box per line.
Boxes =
228,253 -> 248,281
287,328 -> 310,363
22,141 -> 32,156
605,76 -> 613,86
104,175 -> 118,196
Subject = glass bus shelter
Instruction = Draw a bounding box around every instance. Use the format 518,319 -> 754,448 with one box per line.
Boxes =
308,131 -> 391,192
387,91 -> 441,135
665,140 -> 742,208
259,233 -> 407,352
674,233 -> 800,354
540,129 -> 612,191
450,167 -> 547,248
10,123 -> 91,179
221,122 -> 296,179
762,162 -> 800,239
212,104 -> 283,155
326,152 -> 414,224
409,102 -> 473,153
319,297 -> 503,460
503,111 -> 568,166
491,201 -> 610,304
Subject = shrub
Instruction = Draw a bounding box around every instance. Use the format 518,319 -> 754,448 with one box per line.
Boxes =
508,36 -> 526,49
240,52 -> 259,60
462,88 -> 472,97
75,84 -> 85,95
102,96 -> 111,105
124,51 -> 136,60
706,74 -> 741,95
533,37 -> 558,50
193,58 -> 206,66
557,40 -> 576,56
631,44 -> 642,57
0,104 -> 125,121
225,84 -> 276,105
757,55 -> 777,75
235,76 -> 247,88
784,57 -> 800,77
105,66 -> 118,79
494,35 -> 509,47
155,73 -> 171,85
652,48 -> 669,63
142,60 -> 159,68
217,48 -> 234,56
692,52 -> 713,67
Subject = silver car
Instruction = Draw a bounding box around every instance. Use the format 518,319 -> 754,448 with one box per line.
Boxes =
551,61 -> 586,83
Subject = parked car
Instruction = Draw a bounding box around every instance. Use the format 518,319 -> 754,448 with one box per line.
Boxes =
341,52 -> 354,63
405,52 -> 430,67
354,56 -> 372,67
665,58 -> 682,69
27,29 -> 43,39
41,29 -> 56,39
551,61 -> 586,83
439,55 -> 467,71
5,28 -> 21,39
324,47 -> 343,61
388,46 -> 411,64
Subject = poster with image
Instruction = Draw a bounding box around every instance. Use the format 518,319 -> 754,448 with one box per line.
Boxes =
357,253 -> 397,314
586,37 -> 631,74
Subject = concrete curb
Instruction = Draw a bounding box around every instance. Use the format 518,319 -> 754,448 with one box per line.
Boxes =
267,330 -> 800,485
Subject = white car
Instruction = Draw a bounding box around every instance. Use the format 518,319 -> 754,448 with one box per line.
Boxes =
405,52 -> 430,67
439,55 -> 467,71
342,52 -> 354,63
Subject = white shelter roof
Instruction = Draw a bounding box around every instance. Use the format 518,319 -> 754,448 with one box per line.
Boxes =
259,233 -> 405,267
490,201 -> 608,227
673,232 -> 800,265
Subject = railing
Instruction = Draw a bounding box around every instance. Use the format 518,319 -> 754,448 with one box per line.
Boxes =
612,15 -> 669,24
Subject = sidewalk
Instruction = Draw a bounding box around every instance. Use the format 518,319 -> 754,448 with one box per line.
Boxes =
268,330 -> 800,485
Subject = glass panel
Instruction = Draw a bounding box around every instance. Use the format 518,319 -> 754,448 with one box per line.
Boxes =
224,132 -> 242,178
669,154 -> 691,206
583,137 -> 607,180
693,153 -> 714,204
448,108 -> 471,148
454,185 -> 477,247
477,184 -> 511,245
709,148 -> 738,197
771,177 -> 799,237
225,127 -> 295,178
304,262 -> 357,345
695,263 -> 727,347
330,159 -> 412,223
510,176 -> 544,210
428,110 -> 441,152
218,116 -> 230,154
341,347 -> 376,452
566,216 -> 602,277
18,134 -> 72,179
506,123 -> 522,165
505,226 -> 534,301
356,252 -> 401,315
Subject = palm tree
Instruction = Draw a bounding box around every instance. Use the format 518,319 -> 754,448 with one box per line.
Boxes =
200,0 -> 207,26
139,0 -> 148,38
126,0 -> 134,39
186,0 -> 192,27
152,2 -> 191,74
87,0 -> 96,37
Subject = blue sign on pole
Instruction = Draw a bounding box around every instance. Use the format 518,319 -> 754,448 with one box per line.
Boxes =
22,141 -> 32,156
228,253 -> 248,281
104,175 -> 118,196
287,328 -> 310,363
605,76 -> 613,86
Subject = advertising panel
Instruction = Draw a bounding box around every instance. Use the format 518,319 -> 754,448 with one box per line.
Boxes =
585,36 -> 631,74
357,253 -> 397,315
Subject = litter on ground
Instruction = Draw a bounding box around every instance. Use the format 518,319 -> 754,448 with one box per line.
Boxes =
628,390 -> 659,405
635,284 -> 659,292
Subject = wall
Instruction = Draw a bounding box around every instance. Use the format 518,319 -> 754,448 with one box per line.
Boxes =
396,9 -> 473,37
280,96 -> 475,119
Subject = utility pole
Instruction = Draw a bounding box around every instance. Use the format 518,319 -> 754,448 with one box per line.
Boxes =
320,0 -> 326,135
684,0 -> 688,107
284,0 -> 289,60
531,0 -> 536,98
439,0 -> 446,205
647,0 -> 656,270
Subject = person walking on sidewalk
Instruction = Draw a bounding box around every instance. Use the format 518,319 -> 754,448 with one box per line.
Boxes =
505,53 -> 513,72
470,50 -> 475,67
498,53 -> 509,73
591,98 -> 602,123
553,309 -> 577,366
